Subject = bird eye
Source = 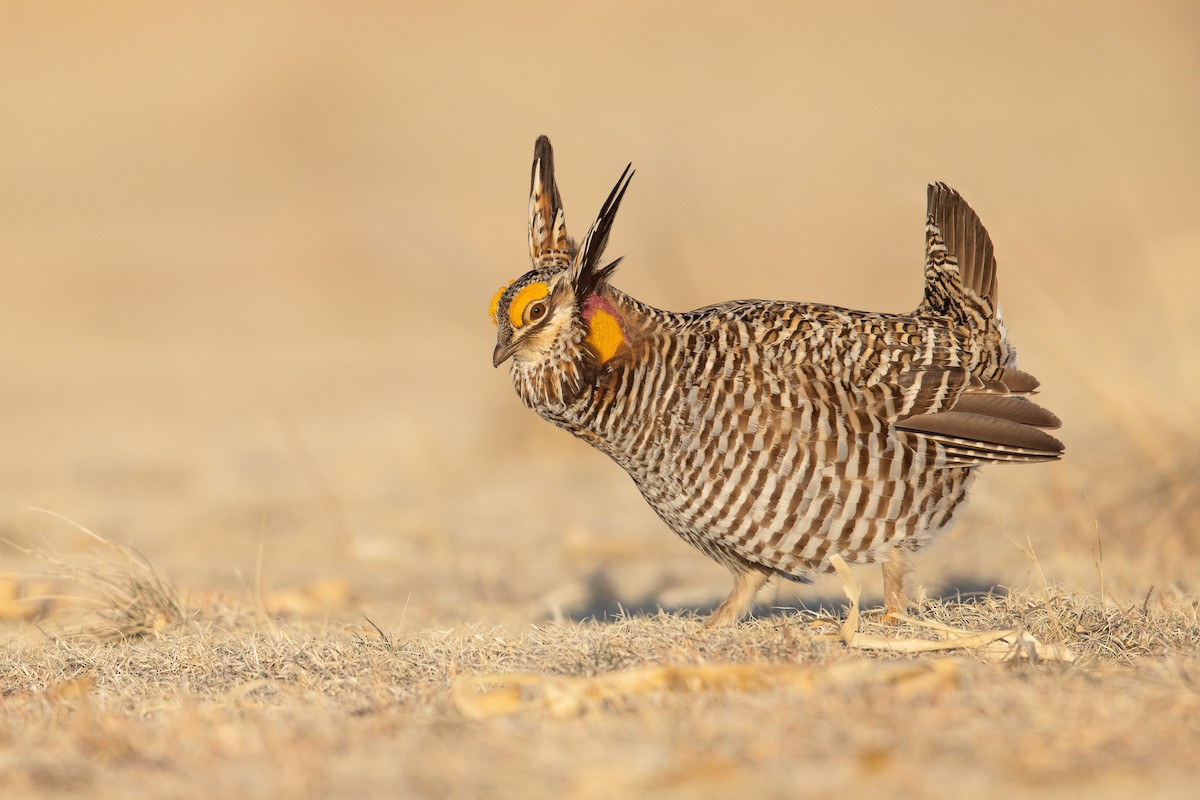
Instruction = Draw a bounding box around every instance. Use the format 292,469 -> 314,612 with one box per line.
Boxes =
508,281 -> 550,328
525,301 -> 547,324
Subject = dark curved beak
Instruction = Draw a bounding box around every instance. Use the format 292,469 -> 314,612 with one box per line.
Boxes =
492,339 -> 518,368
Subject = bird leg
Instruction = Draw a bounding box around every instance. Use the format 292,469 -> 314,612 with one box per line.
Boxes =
704,568 -> 770,628
882,549 -> 914,622
827,554 -> 1074,661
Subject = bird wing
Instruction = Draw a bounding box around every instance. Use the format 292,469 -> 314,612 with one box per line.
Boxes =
890,366 -> 1063,466
768,311 -> 1063,467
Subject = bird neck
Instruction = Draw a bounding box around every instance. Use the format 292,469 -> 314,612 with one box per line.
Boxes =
508,286 -> 660,423
508,314 -> 590,417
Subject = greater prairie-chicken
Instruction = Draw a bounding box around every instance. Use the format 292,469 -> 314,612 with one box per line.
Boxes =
490,136 -> 1063,626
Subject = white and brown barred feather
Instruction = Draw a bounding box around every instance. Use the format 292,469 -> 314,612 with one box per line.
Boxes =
528,135 -> 575,269
494,137 -> 1063,608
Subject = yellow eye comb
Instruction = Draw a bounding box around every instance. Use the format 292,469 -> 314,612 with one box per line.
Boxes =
489,281 -> 515,326
507,282 -> 549,328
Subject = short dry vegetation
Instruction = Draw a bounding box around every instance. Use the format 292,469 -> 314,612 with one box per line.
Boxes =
3,3 -> 1200,799
4,533 -> 1200,800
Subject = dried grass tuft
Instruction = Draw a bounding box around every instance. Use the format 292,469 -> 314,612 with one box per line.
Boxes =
3,507 -> 185,641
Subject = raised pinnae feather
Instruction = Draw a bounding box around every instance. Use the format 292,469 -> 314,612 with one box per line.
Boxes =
529,135 -> 575,268
573,162 -> 634,299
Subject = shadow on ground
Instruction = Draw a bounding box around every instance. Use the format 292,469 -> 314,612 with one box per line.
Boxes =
565,569 -> 1009,623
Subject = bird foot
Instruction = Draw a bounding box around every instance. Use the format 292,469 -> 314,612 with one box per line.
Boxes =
703,569 -> 770,628
823,556 -> 1074,662
881,597 -> 919,626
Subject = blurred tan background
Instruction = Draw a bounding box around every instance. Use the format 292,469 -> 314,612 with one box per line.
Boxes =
2,1 -> 1197,628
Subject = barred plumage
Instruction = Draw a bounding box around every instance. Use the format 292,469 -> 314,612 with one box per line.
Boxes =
491,137 -> 1064,625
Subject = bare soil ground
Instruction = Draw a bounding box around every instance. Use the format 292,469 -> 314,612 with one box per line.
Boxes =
3,3 -> 1199,798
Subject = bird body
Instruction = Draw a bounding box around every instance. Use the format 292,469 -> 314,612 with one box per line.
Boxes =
491,137 -> 1063,625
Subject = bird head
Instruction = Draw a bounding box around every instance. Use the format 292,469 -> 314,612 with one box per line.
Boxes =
490,136 -> 633,368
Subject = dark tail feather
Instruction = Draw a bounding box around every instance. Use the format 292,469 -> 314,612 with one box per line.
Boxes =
898,410 -> 1064,465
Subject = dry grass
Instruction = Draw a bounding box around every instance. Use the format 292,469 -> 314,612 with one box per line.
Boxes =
2,2 -> 1200,798
4,544 -> 1200,799
3,510 -> 186,641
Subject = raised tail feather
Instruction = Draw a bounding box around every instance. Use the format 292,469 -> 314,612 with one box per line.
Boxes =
900,183 -> 1064,466
920,182 -> 1000,330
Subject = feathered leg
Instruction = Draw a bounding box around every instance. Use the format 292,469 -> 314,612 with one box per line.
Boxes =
882,549 -> 914,621
704,568 -> 770,627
